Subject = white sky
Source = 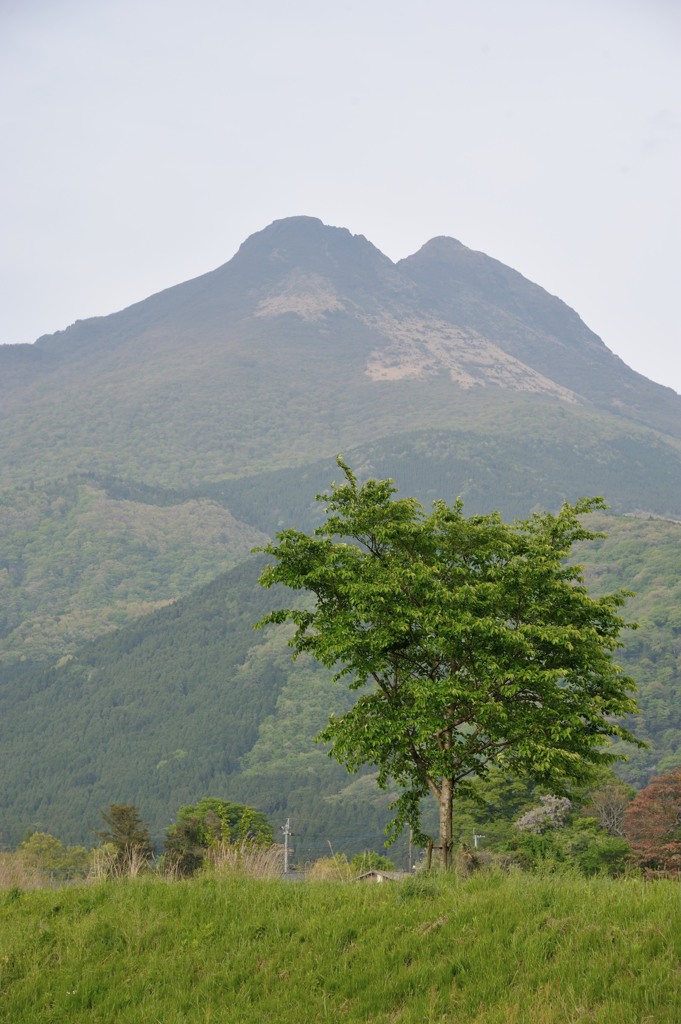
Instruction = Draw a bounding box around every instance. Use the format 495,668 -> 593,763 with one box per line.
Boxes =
1,0 -> 679,391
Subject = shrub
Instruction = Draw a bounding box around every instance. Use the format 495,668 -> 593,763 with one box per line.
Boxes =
163,798 -> 273,876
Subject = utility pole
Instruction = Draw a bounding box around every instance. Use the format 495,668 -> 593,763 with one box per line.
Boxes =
281,818 -> 292,873
473,833 -> 485,849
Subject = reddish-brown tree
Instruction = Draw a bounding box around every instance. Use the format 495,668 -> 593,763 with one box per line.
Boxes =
622,767 -> 681,872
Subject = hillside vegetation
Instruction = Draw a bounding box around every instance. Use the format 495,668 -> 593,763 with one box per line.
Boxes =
3,405 -> 681,665
2,872 -> 680,1023
3,216 -> 681,670
0,478 -> 265,663
2,510 -> 680,854
2,216 -> 681,858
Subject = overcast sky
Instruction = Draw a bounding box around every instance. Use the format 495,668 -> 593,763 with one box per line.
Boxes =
2,0 -> 679,391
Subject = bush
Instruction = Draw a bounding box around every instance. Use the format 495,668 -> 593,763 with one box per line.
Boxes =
307,854 -> 354,881
163,798 -> 273,877
20,832 -> 90,882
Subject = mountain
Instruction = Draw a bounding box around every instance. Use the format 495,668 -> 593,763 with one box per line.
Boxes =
2,215 -> 681,853
2,216 -> 680,492
3,216 -> 681,664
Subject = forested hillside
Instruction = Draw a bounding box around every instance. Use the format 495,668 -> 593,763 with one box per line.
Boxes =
1,509 -> 679,858
0,478 -> 265,663
2,216 -> 681,856
0,556 -> 402,860
3,406 -> 681,665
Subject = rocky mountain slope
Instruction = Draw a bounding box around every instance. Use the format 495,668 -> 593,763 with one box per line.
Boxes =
2,216 -> 679,491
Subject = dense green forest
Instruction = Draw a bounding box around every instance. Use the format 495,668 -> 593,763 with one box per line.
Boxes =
0,478 -> 264,664
1,508 -> 679,859
4,408 -> 681,666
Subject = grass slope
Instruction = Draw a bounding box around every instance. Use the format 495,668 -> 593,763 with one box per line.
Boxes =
1,872 -> 680,1023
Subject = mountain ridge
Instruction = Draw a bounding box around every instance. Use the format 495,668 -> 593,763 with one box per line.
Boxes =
6,217 -> 654,384
2,216 -> 678,478
2,215 -> 681,851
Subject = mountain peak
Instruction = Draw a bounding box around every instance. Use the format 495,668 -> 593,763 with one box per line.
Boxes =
407,235 -> 467,255
232,215 -> 383,264
224,216 -> 403,302
16,216 -> 681,453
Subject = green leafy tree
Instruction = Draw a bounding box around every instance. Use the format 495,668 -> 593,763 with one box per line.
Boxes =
257,460 -> 642,867
510,809 -> 630,876
450,767 -> 541,849
19,832 -> 90,881
164,797 -> 273,876
449,769 -> 632,876
95,804 -> 153,872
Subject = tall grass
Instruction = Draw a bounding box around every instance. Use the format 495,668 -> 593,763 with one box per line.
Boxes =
89,845 -> 150,881
0,852 -> 46,891
1,870 -> 679,1023
203,840 -> 285,878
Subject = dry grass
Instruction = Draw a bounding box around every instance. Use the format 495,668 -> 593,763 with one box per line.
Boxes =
306,853 -> 354,881
89,844 -> 150,880
203,841 -> 285,879
0,851 -> 49,890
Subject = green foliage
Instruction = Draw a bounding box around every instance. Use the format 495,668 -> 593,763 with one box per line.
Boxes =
18,832 -> 90,882
1,513 -> 680,863
4,386 -> 681,663
569,513 -> 681,784
0,557 -> 297,849
349,850 -> 396,875
510,815 -> 631,876
95,805 -> 153,873
164,798 -> 273,876
0,478 -> 265,664
449,767 -> 634,876
450,766 -> 541,849
2,873 -> 681,1022
258,461 -> 642,864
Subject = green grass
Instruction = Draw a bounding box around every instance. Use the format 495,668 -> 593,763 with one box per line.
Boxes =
1,871 -> 680,1023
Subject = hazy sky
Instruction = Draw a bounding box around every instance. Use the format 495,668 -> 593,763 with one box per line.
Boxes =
2,0 -> 679,391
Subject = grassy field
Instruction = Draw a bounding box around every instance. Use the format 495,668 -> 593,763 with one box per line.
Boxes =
1,870 -> 680,1023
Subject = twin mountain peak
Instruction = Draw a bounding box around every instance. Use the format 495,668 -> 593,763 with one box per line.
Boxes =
4,215 -> 680,466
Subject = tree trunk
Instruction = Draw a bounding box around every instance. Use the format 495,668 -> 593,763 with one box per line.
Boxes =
438,777 -> 454,869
